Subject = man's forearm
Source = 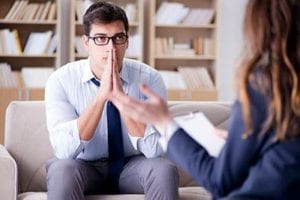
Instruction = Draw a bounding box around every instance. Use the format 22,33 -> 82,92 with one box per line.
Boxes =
77,97 -> 106,140
121,113 -> 146,137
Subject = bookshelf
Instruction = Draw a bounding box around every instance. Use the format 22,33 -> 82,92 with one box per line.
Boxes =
70,0 -> 144,62
0,0 -> 61,144
0,0 -> 61,70
149,0 -> 218,101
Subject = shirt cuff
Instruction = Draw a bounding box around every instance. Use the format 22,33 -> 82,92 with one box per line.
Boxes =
128,124 -> 156,150
72,119 -> 85,158
158,120 -> 180,152
128,134 -> 141,150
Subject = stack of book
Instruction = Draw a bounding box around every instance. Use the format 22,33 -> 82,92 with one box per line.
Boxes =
155,36 -> 215,56
23,31 -> 55,55
0,63 -> 54,88
155,2 -> 214,26
75,0 -> 138,23
74,36 -> 88,56
193,37 -> 215,56
126,33 -> 142,58
178,67 -> 214,89
21,67 -> 54,88
0,63 -> 17,87
75,0 -> 93,23
181,8 -> 215,26
122,3 -> 138,23
156,37 -> 194,56
0,29 -> 57,55
159,67 -> 215,90
159,70 -> 186,89
4,0 -> 56,21
0,29 -> 22,55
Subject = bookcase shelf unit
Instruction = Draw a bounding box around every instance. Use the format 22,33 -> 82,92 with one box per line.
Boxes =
149,0 -> 218,101
69,0 -> 144,62
0,0 -> 61,70
0,0 -> 61,144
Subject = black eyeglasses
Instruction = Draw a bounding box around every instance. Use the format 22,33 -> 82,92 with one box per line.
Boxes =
88,33 -> 128,46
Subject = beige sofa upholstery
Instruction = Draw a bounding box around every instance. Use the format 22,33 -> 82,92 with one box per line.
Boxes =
0,101 -> 231,200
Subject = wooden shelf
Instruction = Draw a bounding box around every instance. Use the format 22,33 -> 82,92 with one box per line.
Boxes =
150,0 -> 218,101
0,0 -> 62,70
168,89 -> 218,101
155,24 -> 216,29
0,19 -> 56,25
0,54 -> 57,58
155,54 -> 216,60
0,0 -> 62,143
75,20 -> 139,27
0,87 -> 45,144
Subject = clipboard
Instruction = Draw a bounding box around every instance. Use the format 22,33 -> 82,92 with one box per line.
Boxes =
174,112 -> 225,157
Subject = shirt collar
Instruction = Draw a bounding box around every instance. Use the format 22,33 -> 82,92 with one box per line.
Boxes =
81,58 -> 95,83
120,59 -> 129,84
81,58 -> 130,84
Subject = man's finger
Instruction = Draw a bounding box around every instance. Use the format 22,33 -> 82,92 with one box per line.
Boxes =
140,84 -> 160,100
107,49 -> 113,76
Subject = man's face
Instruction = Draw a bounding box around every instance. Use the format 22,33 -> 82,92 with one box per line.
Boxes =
83,20 -> 128,78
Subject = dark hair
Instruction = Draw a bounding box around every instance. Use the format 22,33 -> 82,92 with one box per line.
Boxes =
238,0 -> 300,140
83,1 -> 129,36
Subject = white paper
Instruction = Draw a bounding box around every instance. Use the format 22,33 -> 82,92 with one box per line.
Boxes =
174,112 -> 225,157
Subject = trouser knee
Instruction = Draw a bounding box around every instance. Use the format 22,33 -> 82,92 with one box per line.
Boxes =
47,159 -> 85,199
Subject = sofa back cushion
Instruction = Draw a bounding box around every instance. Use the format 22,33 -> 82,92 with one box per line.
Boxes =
4,101 -> 231,193
5,101 -> 53,193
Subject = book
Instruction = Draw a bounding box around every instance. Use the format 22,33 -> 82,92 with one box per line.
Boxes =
126,33 -> 141,58
34,3 -> 45,20
124,3 -> 137,23
40,1 -> 51,20
21,67 -> 54,88
23,31 -> 53,55
4,0 -> 20,20
159,70 -> 186,89
47,2 -> 56,21
74,36 -> 88,56
0,63 -> 17,87
47,34 -> 57,54
174,112 -> 225,157
11,29 -> 22,54
178,67 -> 215,89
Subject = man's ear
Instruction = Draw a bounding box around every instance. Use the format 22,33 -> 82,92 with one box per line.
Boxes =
126,37 -> 129,49
82,35 -> 89,49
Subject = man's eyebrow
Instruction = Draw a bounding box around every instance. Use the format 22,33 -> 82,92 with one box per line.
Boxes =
92,32 -> 126,37
92,33 -> 107,36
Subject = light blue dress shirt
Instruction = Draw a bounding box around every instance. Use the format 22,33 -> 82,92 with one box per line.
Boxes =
45,58 -> 167,160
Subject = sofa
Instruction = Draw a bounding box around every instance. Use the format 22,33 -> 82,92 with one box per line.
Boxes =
0,101 -> 231,200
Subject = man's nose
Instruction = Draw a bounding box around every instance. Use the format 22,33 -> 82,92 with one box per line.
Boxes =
107,38 -> 115,48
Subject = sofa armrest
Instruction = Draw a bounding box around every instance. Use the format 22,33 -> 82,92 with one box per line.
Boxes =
0,144 -> 17,200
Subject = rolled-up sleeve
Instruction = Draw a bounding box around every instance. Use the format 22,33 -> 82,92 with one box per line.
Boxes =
128,69 -> 167,158
45,74 -> 83,159
129,125 -> 163,158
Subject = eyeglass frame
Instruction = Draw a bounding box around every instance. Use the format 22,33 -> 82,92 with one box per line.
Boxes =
87,33 -> 128,46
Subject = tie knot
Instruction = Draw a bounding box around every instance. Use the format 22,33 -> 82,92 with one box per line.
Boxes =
91,77 -> 100,87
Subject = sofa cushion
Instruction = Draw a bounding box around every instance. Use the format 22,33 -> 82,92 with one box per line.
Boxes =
5,101 -> 53,193
17,187 -> 211,200
5,101 -> 231,194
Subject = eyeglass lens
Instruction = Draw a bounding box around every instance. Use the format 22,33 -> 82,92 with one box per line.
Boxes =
90,33 -> 127,46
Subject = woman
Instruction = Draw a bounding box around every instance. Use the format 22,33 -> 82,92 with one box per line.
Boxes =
110,0 -> 300,199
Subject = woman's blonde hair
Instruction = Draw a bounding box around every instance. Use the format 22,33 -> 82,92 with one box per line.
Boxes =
239,0 -> 300,140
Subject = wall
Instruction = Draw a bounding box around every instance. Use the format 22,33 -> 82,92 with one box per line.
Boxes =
216,0 -> 247,101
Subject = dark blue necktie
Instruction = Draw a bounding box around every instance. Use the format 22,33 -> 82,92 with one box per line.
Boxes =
91,78 -> 124,191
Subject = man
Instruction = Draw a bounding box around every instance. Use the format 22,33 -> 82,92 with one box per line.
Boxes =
45,2 -> 179,200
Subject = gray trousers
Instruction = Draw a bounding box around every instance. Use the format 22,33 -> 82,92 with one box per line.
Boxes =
46,155 -> 179,200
